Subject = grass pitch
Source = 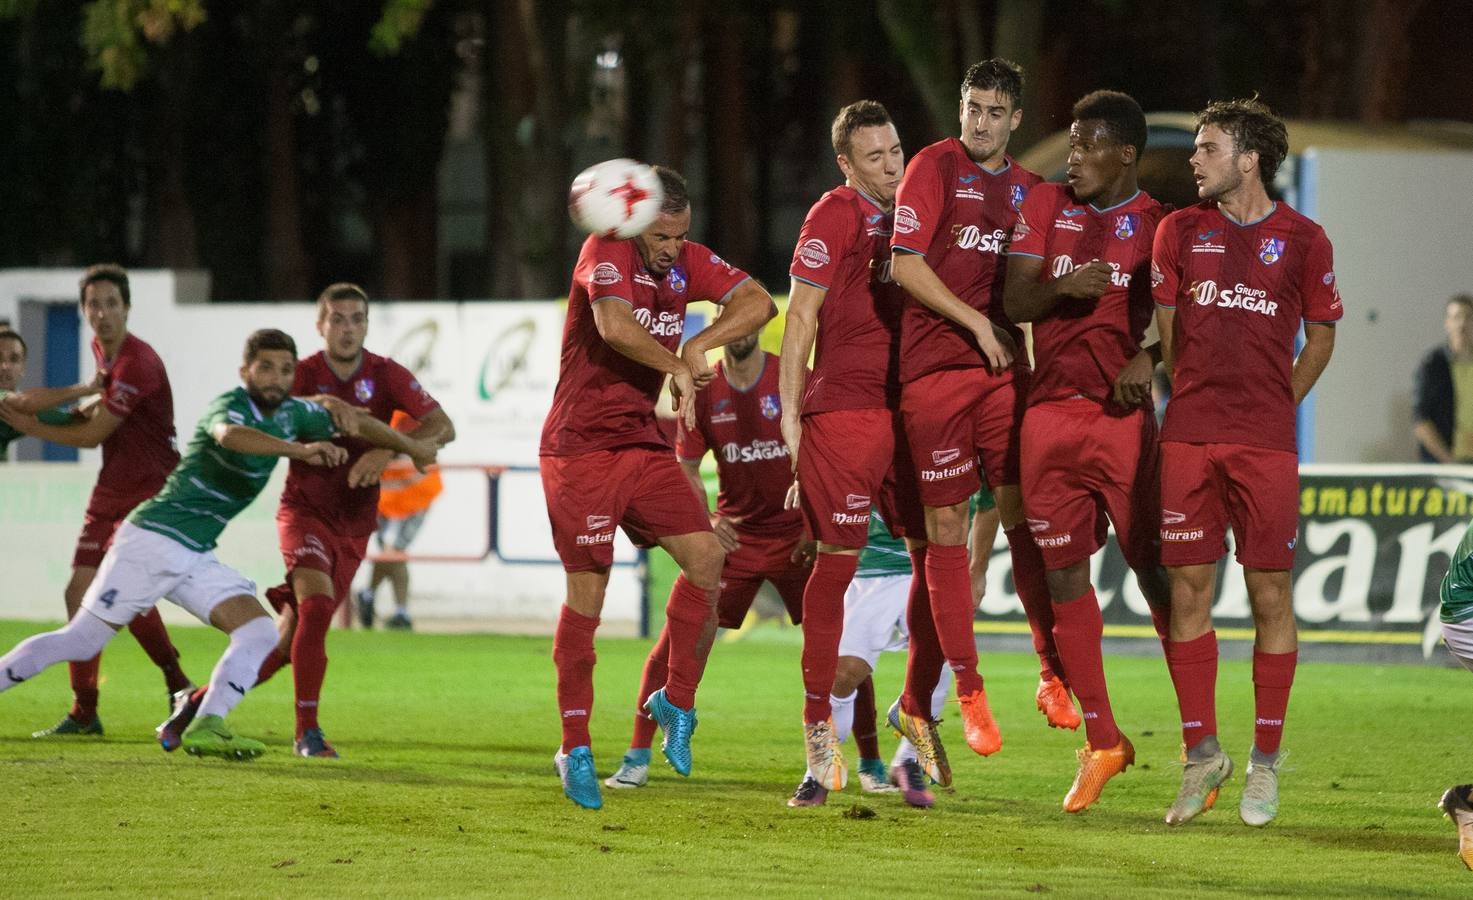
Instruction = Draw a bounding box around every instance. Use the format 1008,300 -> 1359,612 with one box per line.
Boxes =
0,619 -> 1468,898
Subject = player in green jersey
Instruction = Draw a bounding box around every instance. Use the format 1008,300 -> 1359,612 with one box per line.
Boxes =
0,328 -> 438,758
1437,518 -> 1473,869
0,330 -> 98,460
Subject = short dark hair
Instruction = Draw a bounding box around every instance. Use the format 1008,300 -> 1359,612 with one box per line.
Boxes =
960,58 -> 1024,108
831,100 -> 893,158
244,328 -> 297,364
0,329 -> 25,358
79,263 -> 130,308
1450,294 -> 1473,312
1072,90 -> 1148,158
651,165 -> 689,214
315,282 -> 369,322
1195,96 -> 1289,186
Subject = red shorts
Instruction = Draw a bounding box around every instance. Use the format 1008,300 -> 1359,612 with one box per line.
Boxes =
797,408 -> 924,548
72,510 -> 126,569
540,446 -> 712,573
1158,441 -> 1299,570
1020,398 -> 1160,571
901,365 -> 1027,508
277,508 -> 372,602
716,527 -> 809,629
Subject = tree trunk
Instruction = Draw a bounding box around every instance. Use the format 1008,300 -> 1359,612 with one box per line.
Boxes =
263,64 -> 311,300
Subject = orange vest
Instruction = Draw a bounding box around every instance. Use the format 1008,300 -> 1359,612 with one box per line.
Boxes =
378,410 -> 443,519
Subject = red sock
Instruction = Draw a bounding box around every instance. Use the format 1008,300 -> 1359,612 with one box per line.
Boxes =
1252,649 -> 1297,755
1005,525 -> 1063,683
800,553 -> 857,723
1166,631 -> 1219,751
69,655 -> 101,722
662,574 -> 715,710
127,607 -> 192,692
291,594 -> 335,739
631,627 -> 669,750
553,604 -> 600,753
255,648 -> 291,685
903,546 -> 944,717
853,674 -> 880,760
924,543 -> 983,697
1052,589 -> 1119,748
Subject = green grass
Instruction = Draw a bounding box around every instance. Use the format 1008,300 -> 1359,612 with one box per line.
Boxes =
0,619 -> 1468,898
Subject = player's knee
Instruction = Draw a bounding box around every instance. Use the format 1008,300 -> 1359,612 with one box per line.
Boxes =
1045,561 -> 1091,603
63,571 -> 93,615
924,502 -> 970,545
832,656 -> 872,695
684,546 -> 725,589
209,594 -> 271,633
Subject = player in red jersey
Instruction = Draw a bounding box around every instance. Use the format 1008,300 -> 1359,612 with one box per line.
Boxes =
248,282 -> 454,759
604,321 -> 812,791
1004,90 -> 1173,812
1152,98 -> 1340,827
780,99 -> 926,802
0,265 -> 194,736
887,58 -> 1062,776
540,166 -> 776,810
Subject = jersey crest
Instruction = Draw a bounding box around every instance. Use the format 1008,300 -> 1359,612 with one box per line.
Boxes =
1259,237 -> 1284,265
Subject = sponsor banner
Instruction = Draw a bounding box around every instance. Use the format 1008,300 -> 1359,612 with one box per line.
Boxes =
975,465 -> 1473,658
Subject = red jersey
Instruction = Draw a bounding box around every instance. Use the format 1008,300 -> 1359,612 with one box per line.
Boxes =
890,139 -> 1041,383
540,234 -> 750,457
789,185 -> 903,414
1151,201 -> 1343,451
1009,184 -> 1165,407
675,353 -> 801,537
87,333 -> 179,518
280,349 -> 440,535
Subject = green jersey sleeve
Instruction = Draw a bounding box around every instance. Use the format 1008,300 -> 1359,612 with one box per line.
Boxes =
289,398 -> 338,443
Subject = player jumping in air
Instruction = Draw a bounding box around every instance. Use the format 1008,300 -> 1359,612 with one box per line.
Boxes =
540,166 -> 775,809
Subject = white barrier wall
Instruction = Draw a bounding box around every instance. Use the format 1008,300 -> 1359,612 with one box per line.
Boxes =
1301,149 -> 1473,463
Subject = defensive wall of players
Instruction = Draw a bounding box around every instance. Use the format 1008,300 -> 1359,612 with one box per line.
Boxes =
0,269 -> 1468,663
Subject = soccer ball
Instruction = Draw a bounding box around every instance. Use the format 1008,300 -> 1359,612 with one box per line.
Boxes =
567,158 -> 665,240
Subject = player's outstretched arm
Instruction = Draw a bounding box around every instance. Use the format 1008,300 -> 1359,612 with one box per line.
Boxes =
590,298 -> 690,378
0,401 -> 121,449
345,410 -> 440,473
2,379 -> 100,415
1292,323 -> 1336,404
891,250 -> 1013,370
210,422 -> 349,466
1003,254 -> 1111,324
681,280 -> 777,366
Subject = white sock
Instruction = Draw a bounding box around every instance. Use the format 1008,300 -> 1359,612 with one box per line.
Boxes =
0,611 -> 115,691
197,617 -> 277,719
891,737 -> 918,767
830,690 -> 857,744
931,670 -> 953,719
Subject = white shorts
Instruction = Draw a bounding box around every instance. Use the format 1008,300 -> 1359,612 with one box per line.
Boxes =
81,522 -> 257,626
1442,618 -> 1473,673
839,573 -> 911,669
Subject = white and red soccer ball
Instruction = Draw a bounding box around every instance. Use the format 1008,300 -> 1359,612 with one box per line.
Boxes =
567,158 -> 665,240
